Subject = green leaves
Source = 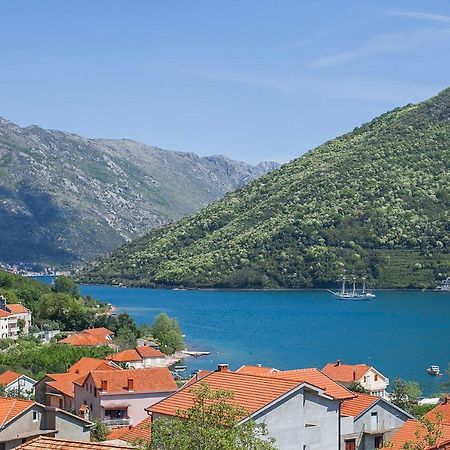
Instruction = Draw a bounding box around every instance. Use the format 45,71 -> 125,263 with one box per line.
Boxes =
151,313 -> 185,355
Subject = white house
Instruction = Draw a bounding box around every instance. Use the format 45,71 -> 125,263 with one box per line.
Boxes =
0,371 -> 37,398
322,361 -> 389,398
149,364 -> 351,450
0,296 -> 32,339
340,393 -> 413,450
105,345 -> 167,368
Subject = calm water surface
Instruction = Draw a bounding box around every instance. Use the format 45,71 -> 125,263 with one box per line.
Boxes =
38,277 -> 450,395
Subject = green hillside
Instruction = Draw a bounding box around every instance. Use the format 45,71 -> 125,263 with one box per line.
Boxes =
78,88 -> 450,289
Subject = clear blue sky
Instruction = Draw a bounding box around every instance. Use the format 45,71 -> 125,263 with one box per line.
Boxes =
1,1 -> 449,163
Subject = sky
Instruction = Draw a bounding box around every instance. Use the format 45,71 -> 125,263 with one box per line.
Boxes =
1,1 -> 449,164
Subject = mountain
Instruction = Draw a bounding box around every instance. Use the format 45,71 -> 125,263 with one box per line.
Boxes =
78,88 -> 450,289
0,117 -> 279,265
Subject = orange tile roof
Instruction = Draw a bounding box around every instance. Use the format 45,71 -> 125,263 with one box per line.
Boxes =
59,328 -> 114,347
83,327 -> 113,337
46,373 -> 86,398
107,349 -> 142,363
322,361 -> 371,382
68,357 -> 117,374
182,370 -> 212,389
85,368 -> 177,394
387,419 -> 450,450
15,436 -> 131,449
136,345 -> 165,358
0,309 -> 11,318
0,370 -> 22,386
236,365 -> 279,376
149,370 -> 304,418
271,368 -> 355,400
6,304 -> 29,314
341,392 -> 379,417
108,416 -> 152,444
425,397 -> 450,425
0,397 -> 34,427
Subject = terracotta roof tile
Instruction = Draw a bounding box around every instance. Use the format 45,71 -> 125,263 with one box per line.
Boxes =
425,397 -> 450,425
68,357 -> 118,374
6,304 -> 29,314
59,328 -> 114,347
46,373 -> 86,398
322,361 -> 370,382
0,370 -> 22,386
236,365 -> 279,376
182,370 -> 212,389
387,419 -> 450,450
109,417 -> 152,444
341,392 -> 379,417
83,327 -> 113,337
87,368 -> 177,394
271,368 -> 355,400
0,309 -> 11,318
149,370 -> 302,418
136,346 -> 165,358
107,349 -> 142,363
0,397 -> 34,427
15,436 -> 131,449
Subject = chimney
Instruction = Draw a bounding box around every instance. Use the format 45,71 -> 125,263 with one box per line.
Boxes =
217,364 -> 229,373
257,364 -> 262,368
101,380 -> 107,391
127,378 -> 134,391
353,370 -> 356,381
335,359 -> 341,366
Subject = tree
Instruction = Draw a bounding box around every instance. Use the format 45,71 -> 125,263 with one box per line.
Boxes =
90,418 -> 109,442
148,383 -> 276,450
348,381 -> 368,394
53,276 -> 80,298
402,413 -> 443,450
391,378 -> 422,414
440,363 -> 450,392
151,313 -> 184,355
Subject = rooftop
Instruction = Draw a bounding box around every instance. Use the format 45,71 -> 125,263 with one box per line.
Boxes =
6,304 -> 29,314
68,357 -> 117,374
108,416 -> 152,444
59,328 -> 114,347
322,361 -> 371,382
0,370 -> 22,386
340,392 -> 379,417
0,397 -> 34,427
425,396 -> 450,425
15,436 -> 131,449
236,365 -> 279,376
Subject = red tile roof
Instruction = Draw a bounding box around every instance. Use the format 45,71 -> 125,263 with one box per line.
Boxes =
149,370 -> 304,418
0,397 -> 34,427
425,397 -> 450,425
0,370 -> 22,386
136,345 -> 165,358
0,309 -> 11,318
108,417 -> 152,444
46,373 -> 86,398
6,304 -> 29,314
341,392 -> 379,417
322,361 -> 371,382
83,368 -> 177,394
68,357 -> 117,374
387,419 -> 450,450
15,436 -> 131,449
271,368 -> 355,400
107,349 -> 142,363
182,370 -> 212,389
59,328 -> 114,347
236,365 -> 279,376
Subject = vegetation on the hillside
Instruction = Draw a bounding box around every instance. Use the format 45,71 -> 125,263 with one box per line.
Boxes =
147,383 -> 276,450
390,378 -> 422,415
150,313 -> 185,355
79,88 -> 450,289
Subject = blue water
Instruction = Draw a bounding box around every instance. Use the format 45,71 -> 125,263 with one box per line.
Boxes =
37,277 -> 449,395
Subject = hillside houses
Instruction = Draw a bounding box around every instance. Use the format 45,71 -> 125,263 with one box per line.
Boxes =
0,296 -> 31,340
0,371 -> 36,399
106,346 -> 168,368
58,328 -> 117,349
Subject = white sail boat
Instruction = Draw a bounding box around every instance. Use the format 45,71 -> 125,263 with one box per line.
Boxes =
328,276 -> 375,301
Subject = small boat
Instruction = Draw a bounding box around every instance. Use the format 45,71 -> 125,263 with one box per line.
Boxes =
435,277 -> 450,292
427,365 -> 441,376
328,276 -> 375,301
174,365 -> 187,372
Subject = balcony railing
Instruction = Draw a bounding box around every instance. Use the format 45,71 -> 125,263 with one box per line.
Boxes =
104,418 -> 131,428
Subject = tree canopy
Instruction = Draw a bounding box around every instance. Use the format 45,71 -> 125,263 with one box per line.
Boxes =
151,313 -> 185,355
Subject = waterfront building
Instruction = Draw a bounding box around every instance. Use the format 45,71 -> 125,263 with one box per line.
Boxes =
74,367 -> 177,428
387,396 -> 450,449
0,397 -> 92,449
0,296 -> 31,340
106,345 -> 167,368
339,392 -> 412,450
148,363 -> 346,450
35,358 -> 119,411
15,436 -> 131,449
58,327 -> 117,349
322,360 -> 390,398
0,371 -> 36,399
235,364 -> 280,375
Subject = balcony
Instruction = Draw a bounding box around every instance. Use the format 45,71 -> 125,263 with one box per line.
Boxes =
104,418 -> 131,428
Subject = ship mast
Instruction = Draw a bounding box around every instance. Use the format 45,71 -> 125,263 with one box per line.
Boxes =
352,276 -> 356,295
362,276 -> 366,294
341,276 -> 347,295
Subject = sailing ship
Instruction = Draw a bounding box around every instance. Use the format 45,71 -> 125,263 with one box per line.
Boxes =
427,365 -> 441,376
435,277 -> 450,292
328,276 -> 375,301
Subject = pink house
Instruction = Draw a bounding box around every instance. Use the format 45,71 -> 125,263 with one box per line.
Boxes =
73,368 -> 177,428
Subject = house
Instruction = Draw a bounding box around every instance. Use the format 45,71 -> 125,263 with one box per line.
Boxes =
235,365 -> 280,375
74,368 -> 177,428
15,436 -> 132,449
0,397 -> 92,449
35,357 -> 119,411
339,392 -> 413,450
148,363 -> 346,450
107,416 -> 152,446
0,296 -> 32,340
0,371 -> 36,398
106,346 -> 167,368
322,360 -> 389,398
387,396 -> 450,449
58,328 -> 116,349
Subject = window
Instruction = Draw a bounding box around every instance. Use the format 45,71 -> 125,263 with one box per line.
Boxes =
375,436 -> 383,448
345,439 -> 356,450
375,374 -> 379,381
32,411 -> 39,422
363,376 -> 367,382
